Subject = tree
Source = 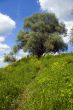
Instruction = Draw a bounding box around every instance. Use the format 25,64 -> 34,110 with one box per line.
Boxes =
4,45 -> 19,63
45,33 -> 67,52
12,45 -> 19,54
4,52 -> 16,63
16,13 -> 67,57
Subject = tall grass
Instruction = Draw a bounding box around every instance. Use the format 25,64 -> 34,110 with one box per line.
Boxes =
0,54 -> 73,110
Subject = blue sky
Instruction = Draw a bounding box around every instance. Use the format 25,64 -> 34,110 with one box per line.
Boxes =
0,0 -> 40,46
0,0 -> 40,67
0,0 -> 73,67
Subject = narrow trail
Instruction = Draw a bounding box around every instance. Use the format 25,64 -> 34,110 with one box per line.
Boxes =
13,62 -> 43,110
14,77 -> 37,110
14,87 -> 30,110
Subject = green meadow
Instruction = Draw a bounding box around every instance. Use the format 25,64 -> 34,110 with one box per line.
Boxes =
0,54 -> 73,110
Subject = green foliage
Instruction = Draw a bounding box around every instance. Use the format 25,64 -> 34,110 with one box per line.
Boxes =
17,31 -> 30,49
45,33 -> 68,52
0,53 -> 73,110
12,45 -> 19,54
25,32 -> 47,57
24,13 -> 66,34
16,13 -> 67,57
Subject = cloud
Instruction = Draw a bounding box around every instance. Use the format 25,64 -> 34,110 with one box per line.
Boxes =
16,50 -> 29,60
0,13 -> 16,36
0,13 -> 16,67
62,21 -> 73,43
38,0 -> 73,43
38,0 -> 73,20
0,13 -> 16,52
0,36 -> 5,42
0,43 -> 10,51
0,13 -> 16,51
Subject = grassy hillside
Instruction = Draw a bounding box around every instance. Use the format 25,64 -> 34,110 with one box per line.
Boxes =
0,54 -> 73,110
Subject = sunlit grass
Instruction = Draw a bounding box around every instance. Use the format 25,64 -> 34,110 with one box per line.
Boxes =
0,53 -> 73,110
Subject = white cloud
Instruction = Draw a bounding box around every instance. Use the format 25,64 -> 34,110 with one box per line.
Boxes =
62,21 -> 73,43
0,37 -> 5,42
0,43 -> 10,51
38,0 -> 73,20
0,13 -> 16,67
0,13 -> 16,52
16,50 -> 29,60
64,21 -> 73,33
38,0 -> 73,43
0,13 -> 16,35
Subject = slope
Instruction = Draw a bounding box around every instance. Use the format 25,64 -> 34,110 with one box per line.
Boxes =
0,54 -> 73,110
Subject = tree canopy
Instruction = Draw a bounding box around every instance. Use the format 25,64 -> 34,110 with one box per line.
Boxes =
15,13 -> 67,57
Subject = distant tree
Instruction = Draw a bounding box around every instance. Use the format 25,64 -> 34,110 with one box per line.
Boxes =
4,45 -> 19,63
4,52 -> 16,63
15,13 -> 67,57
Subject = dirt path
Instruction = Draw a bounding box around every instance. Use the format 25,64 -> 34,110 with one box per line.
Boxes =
14,88 -> 30,110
